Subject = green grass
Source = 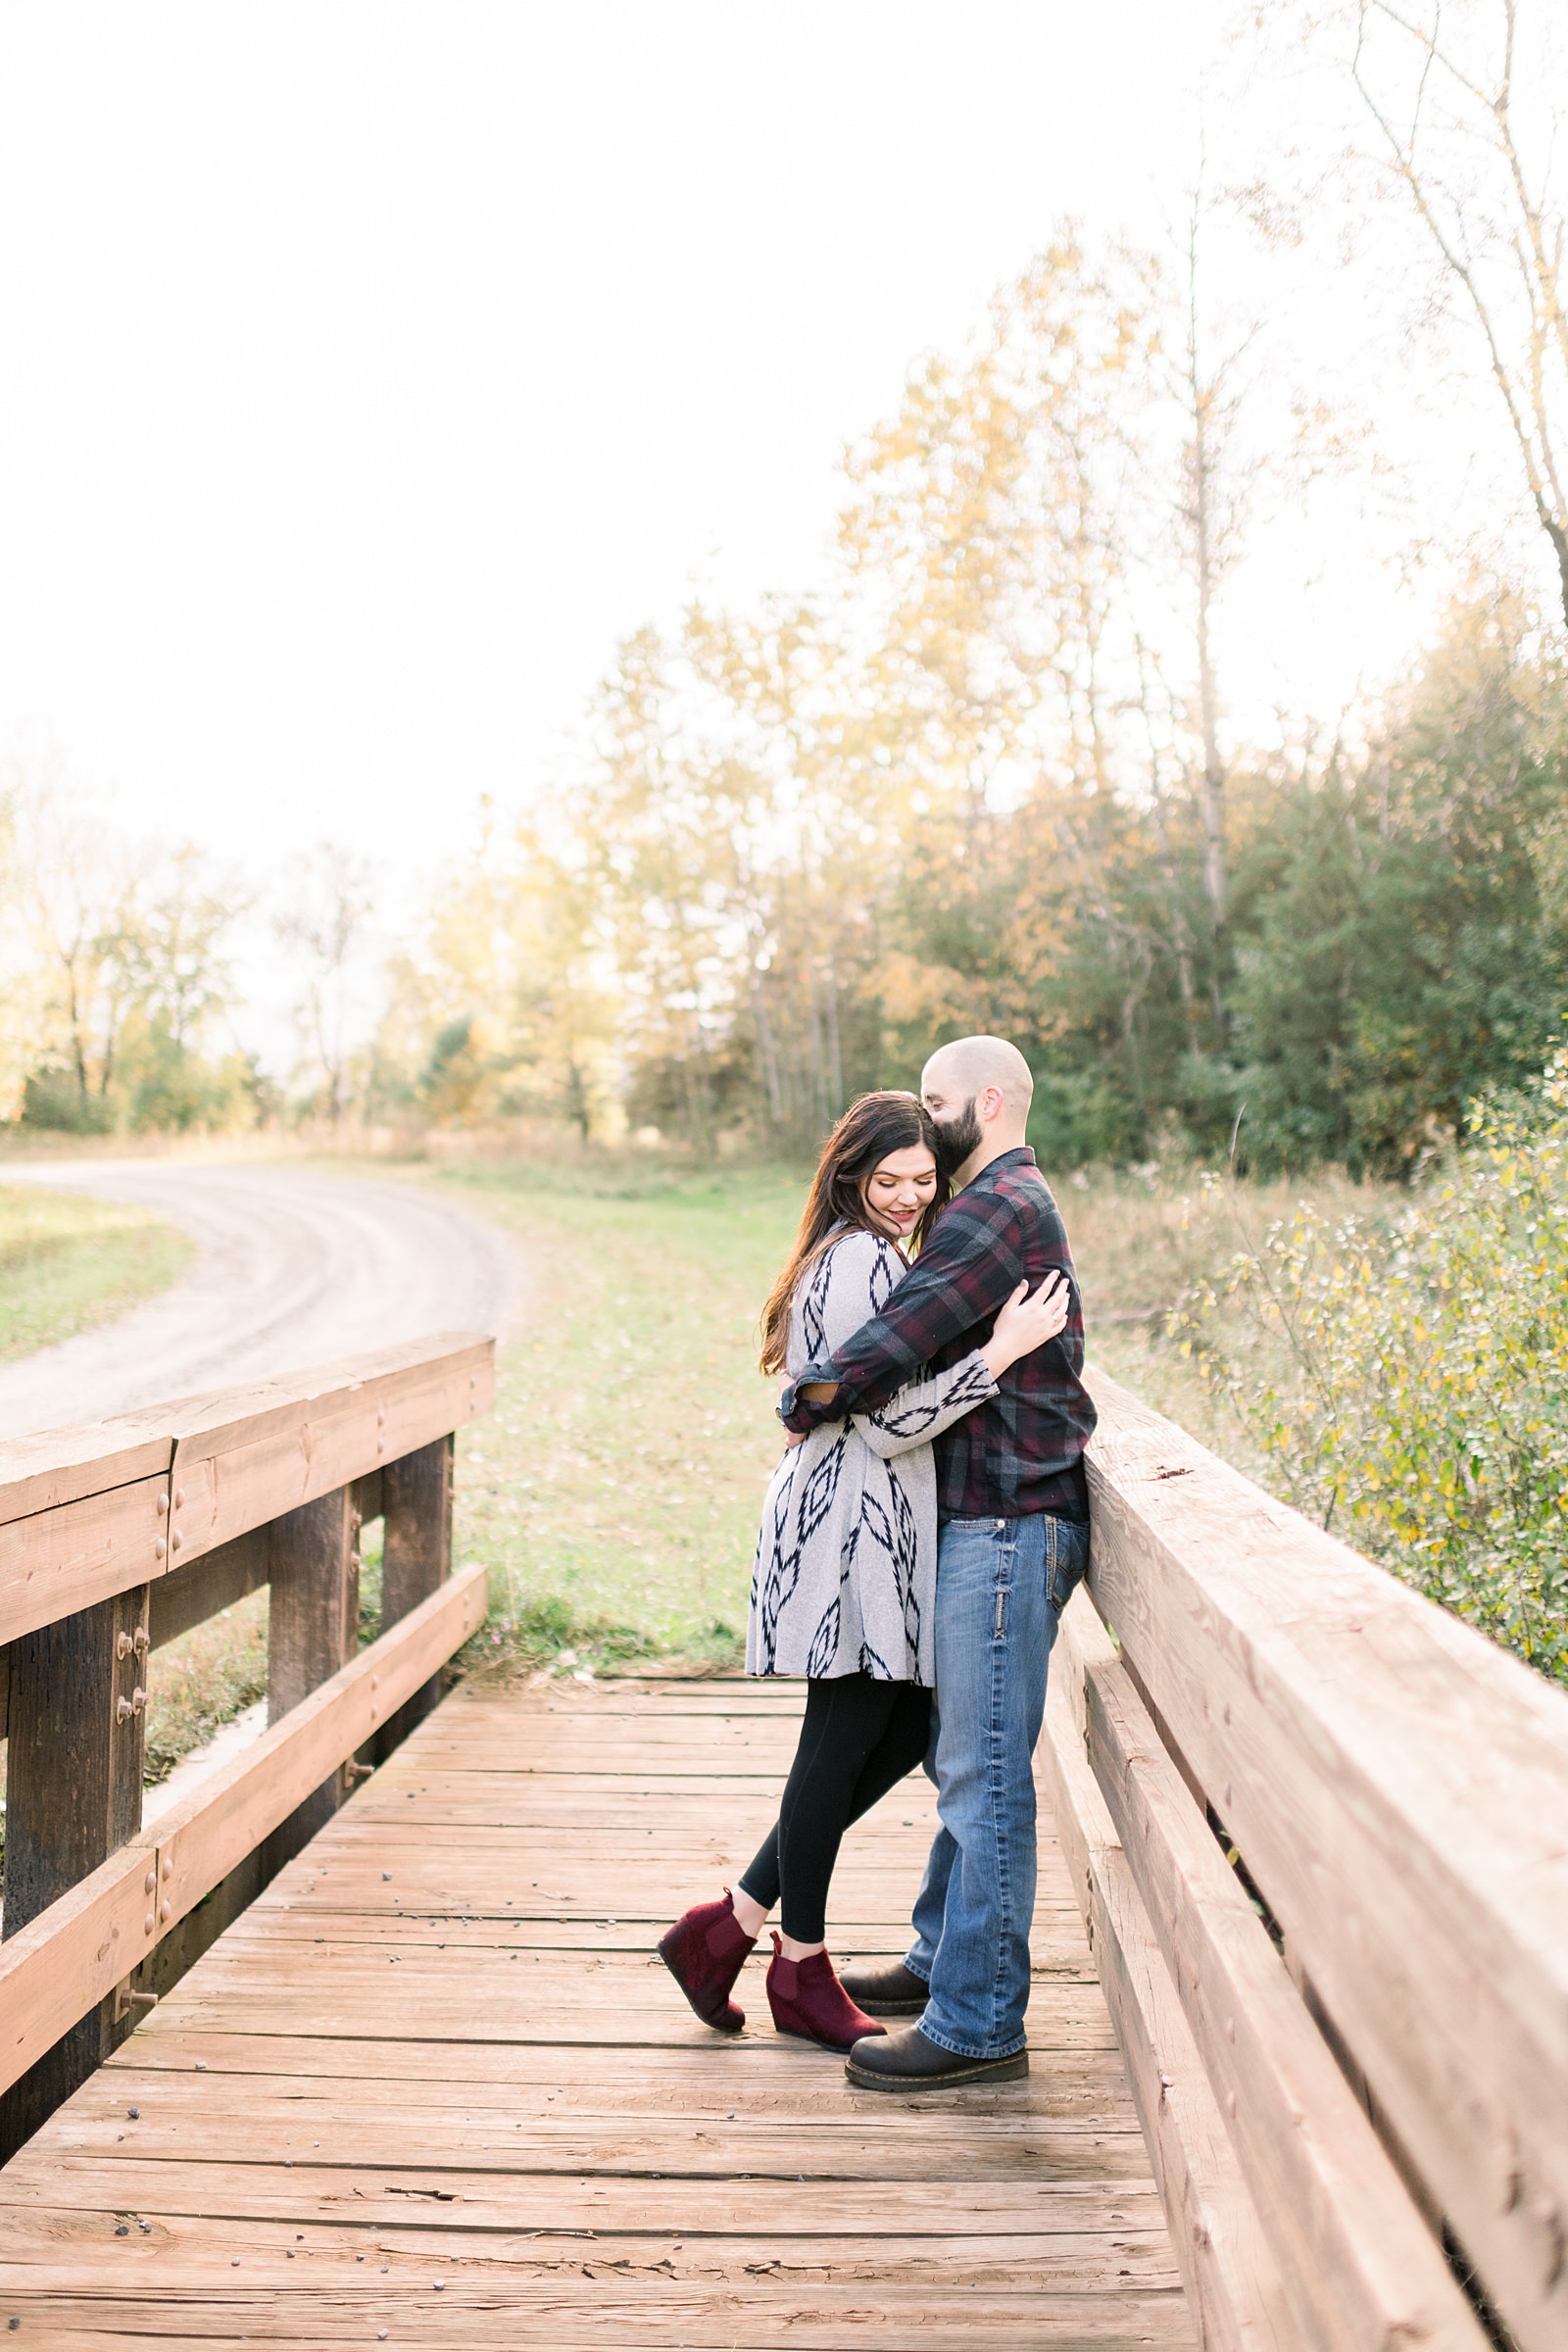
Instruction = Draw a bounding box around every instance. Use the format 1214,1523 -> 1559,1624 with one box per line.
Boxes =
0,1185 -> 191,1359
142,1592 -> 270,1785
430,1161 -> 804,1676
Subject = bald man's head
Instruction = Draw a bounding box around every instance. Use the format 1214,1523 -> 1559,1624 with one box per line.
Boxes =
924,1036 -> 1034,1118
920,1035 -> 1034,1185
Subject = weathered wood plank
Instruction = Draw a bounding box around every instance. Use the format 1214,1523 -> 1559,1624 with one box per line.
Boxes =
0,2155 -> 1167,2233
377,1431 -> 453,1745
0,1474 -> 169,1649
1083,1627 -> 1486,2350
264,1486 -> 360,1864
0,1410 -> 172,1530
148,1531 -> 269,1649
0,2210 -> 1181,2292
0,1335 -> 491,1643
0,1849 -> 164,2121
0,1580 -> 152,2160
0,2289 -> 1200,2352
0,1662 -> 1195,2348
1042,1593 -> 1303,2352
1084,1370 -> 1568,2352
170,1334 -> 492,1563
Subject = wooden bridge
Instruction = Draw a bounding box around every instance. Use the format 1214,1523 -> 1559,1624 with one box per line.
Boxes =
0,1335 -> 1565,2349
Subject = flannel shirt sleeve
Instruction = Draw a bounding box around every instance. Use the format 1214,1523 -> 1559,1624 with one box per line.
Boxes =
779,1188 -> 1030,1431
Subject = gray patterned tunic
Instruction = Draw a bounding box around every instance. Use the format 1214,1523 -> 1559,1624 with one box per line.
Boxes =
747,1228 -> 998,1684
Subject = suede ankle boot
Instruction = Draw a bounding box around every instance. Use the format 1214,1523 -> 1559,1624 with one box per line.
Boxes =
765,1933 -> 887,2053
658,1890 -> 757,2032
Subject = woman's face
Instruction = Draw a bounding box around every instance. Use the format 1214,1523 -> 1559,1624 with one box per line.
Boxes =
859,1143 -> 939,1242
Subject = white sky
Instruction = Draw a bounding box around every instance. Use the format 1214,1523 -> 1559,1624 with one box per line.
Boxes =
0,1 -> 1548,945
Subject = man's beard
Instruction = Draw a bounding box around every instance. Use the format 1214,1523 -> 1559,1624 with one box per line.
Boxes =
932,1097 -> 983,1181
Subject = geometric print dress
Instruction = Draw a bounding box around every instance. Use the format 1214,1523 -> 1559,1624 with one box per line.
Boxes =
746,1226 -> 998,1685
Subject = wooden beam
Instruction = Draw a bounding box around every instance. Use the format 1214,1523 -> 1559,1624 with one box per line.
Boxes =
0,1582 -> 151,2159
0,1333 -> 491,1647
1041,1595 -> 1305,2352
147,1530 -> 269,1650
0,1475 -> 170,1651
0,1564 -> 487,2101
1083,1370 -> 1568,2352
169,1333 -> 492,1565
1081,1622 -> 1486,2348
265,1488 -> 359,1866
0,1410 -> 172,1530
379,1433 -> 453,1746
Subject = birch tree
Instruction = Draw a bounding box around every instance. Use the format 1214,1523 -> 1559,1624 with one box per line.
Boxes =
1324,0 -> 1568,626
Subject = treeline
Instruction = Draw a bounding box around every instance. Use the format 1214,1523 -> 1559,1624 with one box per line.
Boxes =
0,781 -> 266,1137
0,785 -> 371,1139
383,234 -> 1568,1176
7,222 -> 1566,1173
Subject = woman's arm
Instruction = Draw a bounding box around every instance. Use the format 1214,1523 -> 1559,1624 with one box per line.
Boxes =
852,1350 -> 999,1459
851,1274 -> 1070,1459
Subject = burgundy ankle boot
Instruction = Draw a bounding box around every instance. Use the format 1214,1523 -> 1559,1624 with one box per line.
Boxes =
658,1890 -> 757,2032
765,1934 -> 887,2053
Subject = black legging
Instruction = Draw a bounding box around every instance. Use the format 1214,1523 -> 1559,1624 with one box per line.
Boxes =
737,1674 -> 931,1943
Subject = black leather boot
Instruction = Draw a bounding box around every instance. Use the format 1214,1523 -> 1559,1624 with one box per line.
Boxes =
837,1959 -> 930,2016
845,2023 -> 1029,2090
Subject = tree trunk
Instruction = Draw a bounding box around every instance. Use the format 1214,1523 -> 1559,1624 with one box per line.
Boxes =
1187,218 -> 1228,1042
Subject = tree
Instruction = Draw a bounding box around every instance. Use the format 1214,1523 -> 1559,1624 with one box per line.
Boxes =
1333,0 -> 1568,628
1229,592 -> 1568,1171
274,844 -> 377,1125
391,809 -> 619,1139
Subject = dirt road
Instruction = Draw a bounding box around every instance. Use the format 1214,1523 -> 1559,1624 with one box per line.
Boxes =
0,1162 -> 514,1442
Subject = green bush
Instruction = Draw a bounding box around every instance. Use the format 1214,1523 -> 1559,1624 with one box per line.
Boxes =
1180,1053 -> 1568,1683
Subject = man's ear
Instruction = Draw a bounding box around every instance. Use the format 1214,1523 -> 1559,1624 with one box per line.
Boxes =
980,1084 -> 1004,1124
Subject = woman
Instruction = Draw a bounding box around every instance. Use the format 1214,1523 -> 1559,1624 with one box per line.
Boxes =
658,1091 -> 1068,2051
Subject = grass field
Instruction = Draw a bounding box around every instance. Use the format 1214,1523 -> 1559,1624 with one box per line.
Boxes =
433,1160 -> 802,1674
0,1184 -> 191,1360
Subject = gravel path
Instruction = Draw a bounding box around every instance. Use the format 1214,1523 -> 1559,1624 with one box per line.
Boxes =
0,1161 -> 514,1442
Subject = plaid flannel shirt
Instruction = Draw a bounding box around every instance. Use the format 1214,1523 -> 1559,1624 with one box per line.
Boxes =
779,1148 -> 1095,1522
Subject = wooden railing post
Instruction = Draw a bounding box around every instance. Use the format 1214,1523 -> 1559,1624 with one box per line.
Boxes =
0,1579 -> 151,2158
263,1486 -> 359,1873
379,1434 -> 454,1747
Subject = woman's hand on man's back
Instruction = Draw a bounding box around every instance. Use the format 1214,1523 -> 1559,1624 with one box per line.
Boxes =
981,1273 -> 1070,1379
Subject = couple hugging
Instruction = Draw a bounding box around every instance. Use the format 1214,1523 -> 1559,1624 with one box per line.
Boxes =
659,1033 -> 1096,2091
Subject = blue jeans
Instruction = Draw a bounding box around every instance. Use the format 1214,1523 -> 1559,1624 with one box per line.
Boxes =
906,1512 -> 1090,2060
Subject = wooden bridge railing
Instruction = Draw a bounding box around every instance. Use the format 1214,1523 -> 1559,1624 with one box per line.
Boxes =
1045,1368 -> 1568,2352
0,1330 -> 493,2157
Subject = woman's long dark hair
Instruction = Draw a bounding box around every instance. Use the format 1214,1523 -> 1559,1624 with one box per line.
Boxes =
759,1091 -> 948,1375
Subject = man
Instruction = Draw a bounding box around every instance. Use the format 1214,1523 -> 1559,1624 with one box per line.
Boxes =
779,1034 -> 1094,2089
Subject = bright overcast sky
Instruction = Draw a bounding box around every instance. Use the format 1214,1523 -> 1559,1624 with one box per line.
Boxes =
0,2 -> 1528,900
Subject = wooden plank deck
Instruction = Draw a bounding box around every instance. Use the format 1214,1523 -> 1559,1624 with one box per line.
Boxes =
0,1672 -> 1196,2349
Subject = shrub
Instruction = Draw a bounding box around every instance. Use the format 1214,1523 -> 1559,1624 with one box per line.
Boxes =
1179,1054 -> 1568,1683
